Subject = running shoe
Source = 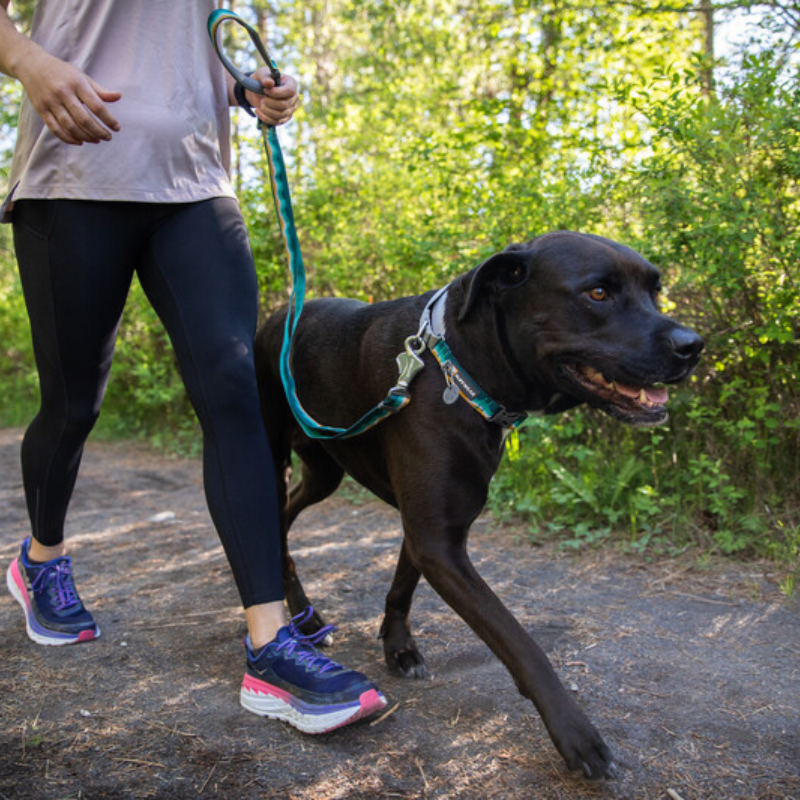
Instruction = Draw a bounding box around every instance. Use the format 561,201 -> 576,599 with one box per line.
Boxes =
241,607 -> 386,734
6,537 -> 100,645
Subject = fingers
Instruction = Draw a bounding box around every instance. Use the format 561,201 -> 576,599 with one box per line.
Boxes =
22,54 -> 121,146
246,70 -> 299,127
85,76 -> 122,130
44,83 -> 121,145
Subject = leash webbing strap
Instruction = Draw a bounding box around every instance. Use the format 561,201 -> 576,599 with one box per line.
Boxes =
208,10 -> 413,440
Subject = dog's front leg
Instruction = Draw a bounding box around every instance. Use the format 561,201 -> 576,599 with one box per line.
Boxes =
404,527 -> 617,780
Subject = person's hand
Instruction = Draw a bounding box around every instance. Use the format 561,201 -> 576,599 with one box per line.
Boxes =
16,48 -> 121,145
245,69 -> 299,126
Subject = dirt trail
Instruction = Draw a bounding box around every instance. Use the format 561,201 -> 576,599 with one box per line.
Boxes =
0,427 -> 798,799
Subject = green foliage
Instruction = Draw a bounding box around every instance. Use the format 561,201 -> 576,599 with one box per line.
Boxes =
486,42 -> 800,561
235,0 -> 702,301
490,416 -> 670,551
0,233 -> 38,427
605,46 -> 799,556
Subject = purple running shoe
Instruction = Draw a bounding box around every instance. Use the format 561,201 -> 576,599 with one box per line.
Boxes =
241,607 -> 386,733
6,538 -> 99,646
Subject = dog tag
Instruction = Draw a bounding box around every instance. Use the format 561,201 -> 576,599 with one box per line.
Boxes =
442,383 -> 460,405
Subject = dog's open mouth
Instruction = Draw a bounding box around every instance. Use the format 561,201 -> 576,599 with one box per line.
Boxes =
564,364 -> 669,424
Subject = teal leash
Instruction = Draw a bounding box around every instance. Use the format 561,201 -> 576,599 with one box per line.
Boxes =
208,10 -> 421,440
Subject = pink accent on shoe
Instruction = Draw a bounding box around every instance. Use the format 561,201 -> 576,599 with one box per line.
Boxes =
357,689 -> 386,717
77,629 -> 96,642
240,673 -> 387,734
241,673 -> 294,702
317,689 -> 388,734
8,559 -> 30,609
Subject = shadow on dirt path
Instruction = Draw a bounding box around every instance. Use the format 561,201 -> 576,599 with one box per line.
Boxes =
1,428 -> 798,799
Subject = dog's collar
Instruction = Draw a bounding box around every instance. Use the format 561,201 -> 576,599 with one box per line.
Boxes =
417,287 -> 527,429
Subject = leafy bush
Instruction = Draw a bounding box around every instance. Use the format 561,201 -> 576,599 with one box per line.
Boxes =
488,49 -> 799,561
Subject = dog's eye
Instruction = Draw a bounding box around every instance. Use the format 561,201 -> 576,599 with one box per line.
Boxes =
588,287 -> 608,302
508,265 -> 525,283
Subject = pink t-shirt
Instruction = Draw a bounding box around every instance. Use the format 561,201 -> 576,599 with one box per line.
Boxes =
2,0 -> 236,221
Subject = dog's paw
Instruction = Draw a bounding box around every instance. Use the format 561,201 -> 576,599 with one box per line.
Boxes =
565,737 -> 618,781
551,707 -> 618,780
385,646 -> 429,679
578,751 -> 618,781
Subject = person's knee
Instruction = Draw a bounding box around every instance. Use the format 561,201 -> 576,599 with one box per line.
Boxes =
36,384 -> 102,445
190,341 -> 262,425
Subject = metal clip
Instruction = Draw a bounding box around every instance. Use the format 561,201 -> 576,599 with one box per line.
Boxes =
395,336 -> 426,389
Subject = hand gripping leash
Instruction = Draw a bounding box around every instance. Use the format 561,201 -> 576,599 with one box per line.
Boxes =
208,10 -> 417,440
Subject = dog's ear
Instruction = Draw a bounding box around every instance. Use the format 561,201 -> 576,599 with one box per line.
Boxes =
456,250 -> 530,321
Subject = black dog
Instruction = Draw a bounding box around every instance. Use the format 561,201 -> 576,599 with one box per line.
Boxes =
254,231 -> 703,779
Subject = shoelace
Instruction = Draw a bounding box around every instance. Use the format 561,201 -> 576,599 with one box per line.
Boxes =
276,608 -> 342,674
30,558 -> 81,612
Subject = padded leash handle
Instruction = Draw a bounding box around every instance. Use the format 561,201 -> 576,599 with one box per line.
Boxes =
207,8 -> 281,93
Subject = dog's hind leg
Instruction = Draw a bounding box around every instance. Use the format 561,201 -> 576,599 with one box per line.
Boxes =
281,441 -> 345,634
379,539 -> 428,678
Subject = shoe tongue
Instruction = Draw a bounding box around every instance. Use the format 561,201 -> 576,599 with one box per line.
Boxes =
275,624 -> 299,644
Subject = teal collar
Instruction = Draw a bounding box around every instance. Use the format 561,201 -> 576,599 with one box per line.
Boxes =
420,287 -> 527,429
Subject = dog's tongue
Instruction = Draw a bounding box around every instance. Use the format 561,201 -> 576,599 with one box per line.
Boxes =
647,386 -> 669,404
615,381 -> 669,405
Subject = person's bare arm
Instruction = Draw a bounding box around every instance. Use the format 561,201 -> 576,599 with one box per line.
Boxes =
0,0 -> 121,145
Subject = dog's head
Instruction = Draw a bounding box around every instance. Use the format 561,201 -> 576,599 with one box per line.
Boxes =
453,231 -> 703,426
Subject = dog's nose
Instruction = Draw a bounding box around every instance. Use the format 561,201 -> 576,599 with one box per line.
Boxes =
668,326 -> 704,362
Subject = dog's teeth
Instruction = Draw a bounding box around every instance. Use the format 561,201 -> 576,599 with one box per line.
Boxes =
580,365 -> 624,394
584,367 -> 606,386
637,389 -> 656,408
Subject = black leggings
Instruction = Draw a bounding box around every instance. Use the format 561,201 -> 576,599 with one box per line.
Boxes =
13,198 -> 282,608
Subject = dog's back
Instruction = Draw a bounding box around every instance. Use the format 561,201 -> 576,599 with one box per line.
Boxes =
255,294 -> 432,436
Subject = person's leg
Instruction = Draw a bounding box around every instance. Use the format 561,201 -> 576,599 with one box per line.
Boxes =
137,198 -> 284,621
14,200 -> 139,547
138,198 -> 386,730
7,200 -> 140,644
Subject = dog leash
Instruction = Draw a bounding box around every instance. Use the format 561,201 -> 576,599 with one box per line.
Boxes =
208,10 -> 525,437
208,9 -> 423,440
